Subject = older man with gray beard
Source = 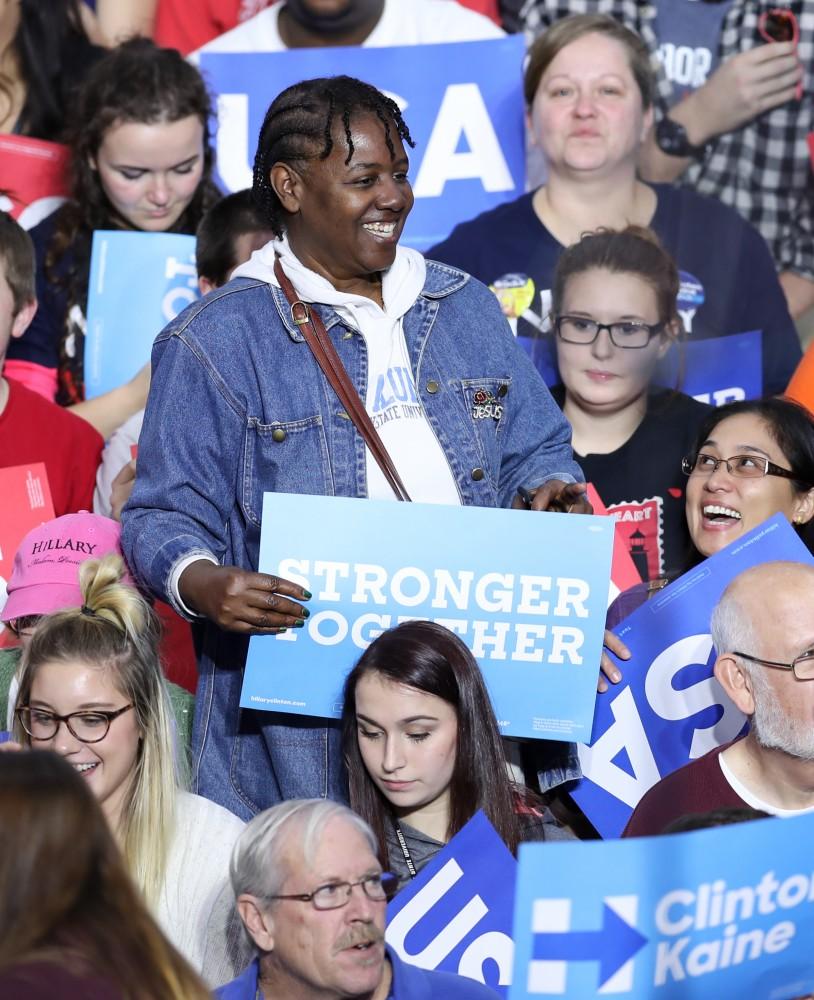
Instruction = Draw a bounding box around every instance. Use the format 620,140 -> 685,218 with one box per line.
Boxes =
624,561 -> 814,837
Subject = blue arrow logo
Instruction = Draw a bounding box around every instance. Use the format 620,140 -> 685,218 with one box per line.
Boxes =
532,903 -> 648,988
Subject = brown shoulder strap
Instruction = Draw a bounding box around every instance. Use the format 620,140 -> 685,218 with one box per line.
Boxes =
273,257 -> 412,502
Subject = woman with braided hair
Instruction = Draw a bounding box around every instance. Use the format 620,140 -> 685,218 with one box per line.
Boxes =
122,74 -> 586,822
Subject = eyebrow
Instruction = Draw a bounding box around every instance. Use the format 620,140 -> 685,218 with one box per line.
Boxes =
29,699 -> 118,710
113,153 -> 201,171
701,440 -> 772,459
347,157 -> 409,172
565,310 -> 650,321
356,713 -> 440,725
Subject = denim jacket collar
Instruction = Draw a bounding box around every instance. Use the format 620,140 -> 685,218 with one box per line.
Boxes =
266,260 -> 470,343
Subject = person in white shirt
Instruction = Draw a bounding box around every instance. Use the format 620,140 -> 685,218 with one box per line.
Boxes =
195,0 -> 503,55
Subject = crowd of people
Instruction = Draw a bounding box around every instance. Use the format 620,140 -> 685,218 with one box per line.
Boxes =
1,1 -> 813,997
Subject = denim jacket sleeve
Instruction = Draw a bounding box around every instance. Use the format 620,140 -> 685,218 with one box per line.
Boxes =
120,324 -> 245,618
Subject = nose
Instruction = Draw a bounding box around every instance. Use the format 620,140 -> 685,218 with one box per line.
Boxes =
50,719 -> 83,756
345,887 -> 379,923
704,459 -> 734,491
381,736 -> 405,774
590,326 -> 614,360
573,87 -> 597,117
147,173 -> 170,207
376,174 -> 409,212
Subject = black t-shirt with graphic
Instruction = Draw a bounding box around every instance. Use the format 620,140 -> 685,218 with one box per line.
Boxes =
551,387 -> 712,581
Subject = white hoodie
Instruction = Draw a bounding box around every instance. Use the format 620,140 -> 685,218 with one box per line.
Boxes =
233,237 -> 460,504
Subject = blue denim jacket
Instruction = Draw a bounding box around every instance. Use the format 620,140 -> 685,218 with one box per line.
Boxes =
122,261 -> 582,820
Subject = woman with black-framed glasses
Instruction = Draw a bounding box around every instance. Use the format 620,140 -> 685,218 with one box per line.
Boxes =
8,553 -> 252,987
549,225 -> 711,594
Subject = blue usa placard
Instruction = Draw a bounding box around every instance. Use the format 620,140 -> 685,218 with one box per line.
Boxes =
509,813 -> 814,999
571,515 -> 813,839
386,811 -> 516,996
241,493 -> 614,740
85,231 -> 199,398
200,36 -> 526,252
521,331 -> 762,407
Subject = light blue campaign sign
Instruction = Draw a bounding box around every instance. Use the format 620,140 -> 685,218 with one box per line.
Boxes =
386,811 -> 516,996
200,37 -> 526,251
570,515 -> 813,839
85,231 -> 198,398
510,813 -> 814,999
241,493 -> 614,740
520,330 -> 762,406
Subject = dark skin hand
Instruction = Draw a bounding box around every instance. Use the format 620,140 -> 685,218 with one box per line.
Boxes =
178,560 -> 312,635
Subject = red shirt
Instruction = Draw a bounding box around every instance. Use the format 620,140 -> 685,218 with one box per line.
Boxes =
0,379 -> 103,516
154,0 -> 500,54
623,741 -> 747,838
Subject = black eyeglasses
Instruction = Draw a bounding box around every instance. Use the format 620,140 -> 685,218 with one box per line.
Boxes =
15,705 -> 134,744
554,316 -> 665,349
681,453 -> 799,481
734,650 -> 814,682
267,872 -> 399,911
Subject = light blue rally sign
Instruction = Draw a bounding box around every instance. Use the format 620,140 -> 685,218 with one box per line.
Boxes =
199,36 -> 526,252
85,231 -> 199,398
241,493 -> 613,741
509,813 -> 814,999
386,811 -> 516,997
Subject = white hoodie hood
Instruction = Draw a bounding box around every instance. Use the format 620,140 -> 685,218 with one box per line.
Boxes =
230,233 -> 427,332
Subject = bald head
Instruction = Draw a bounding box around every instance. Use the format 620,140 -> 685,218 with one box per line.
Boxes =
711,561 -> 814,658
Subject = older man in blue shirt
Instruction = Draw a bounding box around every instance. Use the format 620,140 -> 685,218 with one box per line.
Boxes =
216,799 -> 500,1000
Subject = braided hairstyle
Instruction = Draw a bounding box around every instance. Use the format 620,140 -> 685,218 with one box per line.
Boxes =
252,75 -> 414,238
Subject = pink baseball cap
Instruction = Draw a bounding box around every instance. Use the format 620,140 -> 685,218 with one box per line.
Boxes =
1,512 -> 134,623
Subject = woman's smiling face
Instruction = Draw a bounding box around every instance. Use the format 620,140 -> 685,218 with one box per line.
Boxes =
29,659 -> 140,829
685,413 -> 811,557
273,112 -> 413,297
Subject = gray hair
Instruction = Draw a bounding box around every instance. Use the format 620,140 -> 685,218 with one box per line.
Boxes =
230,799 -> 378,900
710,585 -> 757,662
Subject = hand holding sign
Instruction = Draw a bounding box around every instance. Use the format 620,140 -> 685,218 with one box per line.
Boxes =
179,561 -> 312,634
513,481 -> 591,514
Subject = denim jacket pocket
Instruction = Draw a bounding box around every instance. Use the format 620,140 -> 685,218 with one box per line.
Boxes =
450,376 -> 512,480
242,415 -> 332,526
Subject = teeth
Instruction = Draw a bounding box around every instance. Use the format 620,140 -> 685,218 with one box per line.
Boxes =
73,763 -> 97,772
363,222 -> 396,235
703,504 -> 741,520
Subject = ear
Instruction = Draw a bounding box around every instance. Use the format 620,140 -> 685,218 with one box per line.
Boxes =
641,104 -> 655,143
792,487 -> 814,526
11,299 -> 37,340
270,162 -> 305,216
198,276 -> 215,296
655,318 -> 681,360
524,106 -> 537,148
237,894 -> 275,953
713,653 -> 756,717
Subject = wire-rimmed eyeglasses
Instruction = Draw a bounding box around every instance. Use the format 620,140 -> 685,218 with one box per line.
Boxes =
553,315 -> 665,349
681,453 -> 800,482
266,872 -> 400,910
733,650 -> 814,682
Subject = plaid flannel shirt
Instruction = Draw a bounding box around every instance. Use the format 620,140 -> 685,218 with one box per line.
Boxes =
513,0 -> 814,280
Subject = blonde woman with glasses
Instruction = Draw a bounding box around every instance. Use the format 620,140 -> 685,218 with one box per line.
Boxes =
10,554 -> 251,987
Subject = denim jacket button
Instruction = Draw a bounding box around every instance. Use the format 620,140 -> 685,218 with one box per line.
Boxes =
471,467 -> 485,481
271,428 -> 287,443
426,380 -> 440,394
497,384 -> 508,397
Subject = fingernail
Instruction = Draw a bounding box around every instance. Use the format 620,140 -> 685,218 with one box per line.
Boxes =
277,628 -> 288,634
294,619 -> 305,628
302,607 -> 311,618
303,590 -> 312,599
612,672 -> 620,682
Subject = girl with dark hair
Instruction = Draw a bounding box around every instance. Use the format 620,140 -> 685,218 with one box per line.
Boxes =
122,74 -> 586,821
0,0 -> 105,140
0,750 -> 212,1000
341,621 -> 570,879
609,396 -> 814,627
550,225 -> 710,584
5,37 -> 220,433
